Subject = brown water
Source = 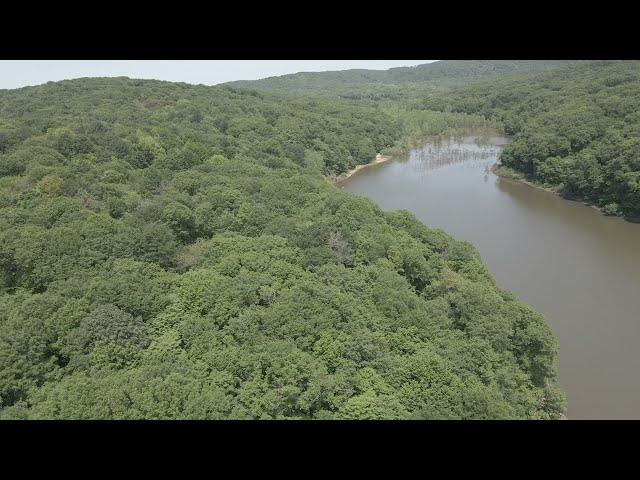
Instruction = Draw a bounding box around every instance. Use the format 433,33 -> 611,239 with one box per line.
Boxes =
342,136 -> 640,419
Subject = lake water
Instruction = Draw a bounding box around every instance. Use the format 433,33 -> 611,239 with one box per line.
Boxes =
342,136 -> 640,419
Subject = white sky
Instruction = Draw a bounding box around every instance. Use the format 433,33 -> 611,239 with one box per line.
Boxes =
0,60 -> 435,90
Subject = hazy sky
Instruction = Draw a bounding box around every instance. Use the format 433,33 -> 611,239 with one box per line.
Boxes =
0,60 -> 434,90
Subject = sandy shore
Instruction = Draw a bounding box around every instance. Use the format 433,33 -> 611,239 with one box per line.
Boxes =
334,154 -> 394,185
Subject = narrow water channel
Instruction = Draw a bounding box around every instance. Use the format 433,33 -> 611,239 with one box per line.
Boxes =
342,136 -> 640,419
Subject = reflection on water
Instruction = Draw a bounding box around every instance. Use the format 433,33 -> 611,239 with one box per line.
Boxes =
400,137 -> 503,175
343,136 -> 640,419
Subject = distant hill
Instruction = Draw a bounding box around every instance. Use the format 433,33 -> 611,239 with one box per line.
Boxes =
227,60 -> 581,96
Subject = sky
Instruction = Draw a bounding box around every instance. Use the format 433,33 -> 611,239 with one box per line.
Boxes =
0,60 -> 435,90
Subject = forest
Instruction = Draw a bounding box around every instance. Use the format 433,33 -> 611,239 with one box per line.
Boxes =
0,75 -> 565,419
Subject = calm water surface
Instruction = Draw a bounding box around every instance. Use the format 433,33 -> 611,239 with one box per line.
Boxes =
342,136 -> 640,419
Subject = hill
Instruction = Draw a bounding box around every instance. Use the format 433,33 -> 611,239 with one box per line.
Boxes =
227,60 -> 580,99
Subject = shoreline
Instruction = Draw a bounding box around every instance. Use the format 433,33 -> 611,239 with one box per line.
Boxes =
337,137 -> 572,419
333,153 -> 394,185
492,163 -> 561,195
492,163 -> 640,223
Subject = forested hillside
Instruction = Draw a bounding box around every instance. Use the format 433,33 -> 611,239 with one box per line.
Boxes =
229,60 -> 577,92
424,61 -> 640,219
228,60 -> 579,103
0,78 -> 564,419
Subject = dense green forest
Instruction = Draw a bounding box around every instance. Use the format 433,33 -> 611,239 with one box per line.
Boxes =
0,76 -> 564,419
422,61 -> 640,219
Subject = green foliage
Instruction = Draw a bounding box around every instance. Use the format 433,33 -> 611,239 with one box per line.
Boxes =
0,75 -> 563,419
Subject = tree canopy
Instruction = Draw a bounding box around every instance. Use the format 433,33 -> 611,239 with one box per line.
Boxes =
0,75 -> 564,419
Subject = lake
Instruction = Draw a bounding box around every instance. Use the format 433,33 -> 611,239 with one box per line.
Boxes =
342,136 -> 640,419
